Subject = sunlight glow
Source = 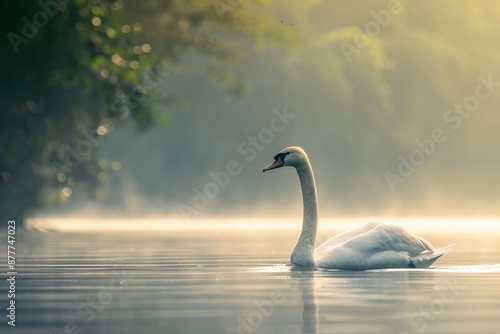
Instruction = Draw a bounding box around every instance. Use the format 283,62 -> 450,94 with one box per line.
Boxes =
24,217 -> 500,234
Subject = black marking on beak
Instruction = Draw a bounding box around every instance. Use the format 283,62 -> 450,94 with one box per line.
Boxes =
263,152 -> 290,172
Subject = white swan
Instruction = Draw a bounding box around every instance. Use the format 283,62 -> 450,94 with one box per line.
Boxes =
263,146 -> 450,270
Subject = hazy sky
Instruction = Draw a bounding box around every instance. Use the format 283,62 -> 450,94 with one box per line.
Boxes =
57,1 -> 500,219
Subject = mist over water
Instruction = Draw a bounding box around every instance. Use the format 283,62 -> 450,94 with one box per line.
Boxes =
22,216 -> 500,233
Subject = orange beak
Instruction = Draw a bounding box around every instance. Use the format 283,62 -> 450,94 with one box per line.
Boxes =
263,156 -> 284,172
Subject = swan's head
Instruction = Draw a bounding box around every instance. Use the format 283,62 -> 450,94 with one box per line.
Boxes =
263,146 -> 308,172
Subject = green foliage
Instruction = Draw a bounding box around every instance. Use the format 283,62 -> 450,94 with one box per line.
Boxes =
0,0 -> 296,220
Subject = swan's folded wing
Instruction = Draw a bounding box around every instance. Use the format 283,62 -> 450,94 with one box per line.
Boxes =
314,223 -> 445,269
344,223 -> 435,256
316,221 -> 384,251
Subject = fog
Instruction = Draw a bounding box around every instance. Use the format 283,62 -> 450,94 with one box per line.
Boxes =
44,1 -> 500,220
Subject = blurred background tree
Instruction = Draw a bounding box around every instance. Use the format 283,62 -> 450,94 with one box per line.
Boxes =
0,0 -> 297,222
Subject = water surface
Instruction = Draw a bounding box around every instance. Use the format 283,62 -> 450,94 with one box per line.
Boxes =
2,219 -> 500,334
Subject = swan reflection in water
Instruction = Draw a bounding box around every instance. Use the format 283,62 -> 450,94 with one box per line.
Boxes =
289,267 -> 318,334
285,267 -> 445,334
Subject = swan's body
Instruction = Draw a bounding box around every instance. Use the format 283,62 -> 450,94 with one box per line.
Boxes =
263,146 -> 450,270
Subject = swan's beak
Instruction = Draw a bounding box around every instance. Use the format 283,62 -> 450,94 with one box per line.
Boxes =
263,156 -> 284,172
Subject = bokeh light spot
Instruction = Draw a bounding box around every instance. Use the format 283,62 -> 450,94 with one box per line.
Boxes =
111,161 -> 122,171
92,17 -> 101,27
97,172 -> 108,182
96,125 -> 108,136
61,187 -> 72,198
57,173 -> 66,183
133,46 -> 142,54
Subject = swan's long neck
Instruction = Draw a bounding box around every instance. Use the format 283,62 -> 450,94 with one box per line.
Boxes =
291,158 -> 318,267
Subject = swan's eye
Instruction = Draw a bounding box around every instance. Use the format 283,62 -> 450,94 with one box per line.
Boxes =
274,152 -> 290,161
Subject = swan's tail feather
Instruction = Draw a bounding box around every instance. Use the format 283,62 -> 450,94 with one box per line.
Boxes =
411,245 -> 453,268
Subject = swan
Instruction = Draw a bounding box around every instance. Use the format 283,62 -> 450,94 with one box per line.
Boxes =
263,146 -> 450,270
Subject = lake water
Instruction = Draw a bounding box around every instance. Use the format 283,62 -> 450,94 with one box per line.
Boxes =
2,218 -> 500,334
